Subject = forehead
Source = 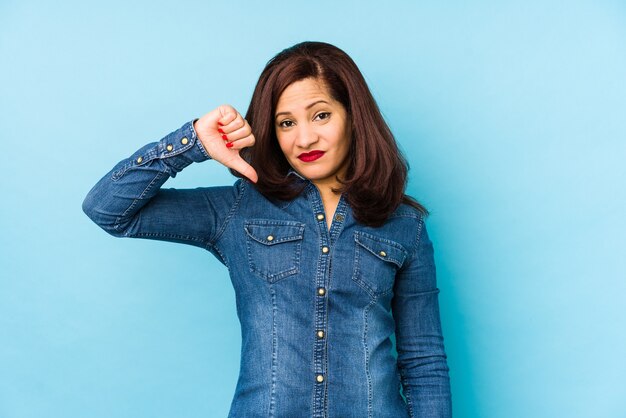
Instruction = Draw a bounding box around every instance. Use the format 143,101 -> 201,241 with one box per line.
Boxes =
275,78 -> 335,111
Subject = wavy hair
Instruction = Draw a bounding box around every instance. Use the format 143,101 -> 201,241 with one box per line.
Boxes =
229,41 -> 428,227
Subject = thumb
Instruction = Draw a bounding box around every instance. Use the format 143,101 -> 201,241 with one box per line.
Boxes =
228,154 -> 259,184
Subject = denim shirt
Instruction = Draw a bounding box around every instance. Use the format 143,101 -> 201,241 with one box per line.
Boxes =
82,120 -> 452,418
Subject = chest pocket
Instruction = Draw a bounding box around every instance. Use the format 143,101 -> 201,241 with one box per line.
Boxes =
244,220 -> 305,283
352,231 -> 408,296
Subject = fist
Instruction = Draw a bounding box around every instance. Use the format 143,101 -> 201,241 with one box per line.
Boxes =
193,105 -> 258,183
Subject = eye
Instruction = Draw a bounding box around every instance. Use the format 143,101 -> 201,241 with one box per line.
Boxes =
315,112 -> 331,121
278,120 -> 294,128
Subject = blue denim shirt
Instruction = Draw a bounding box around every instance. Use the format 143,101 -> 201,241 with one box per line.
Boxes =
82,120 -> 452,417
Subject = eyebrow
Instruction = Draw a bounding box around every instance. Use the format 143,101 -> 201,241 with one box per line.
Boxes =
275,100 -> 329,119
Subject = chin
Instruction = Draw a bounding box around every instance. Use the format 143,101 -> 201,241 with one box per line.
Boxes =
297,167 -> 329,179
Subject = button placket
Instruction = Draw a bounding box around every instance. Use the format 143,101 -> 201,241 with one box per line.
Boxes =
314,227 -> 330,407
314,241 -> 330,390
308,188 -> 348,416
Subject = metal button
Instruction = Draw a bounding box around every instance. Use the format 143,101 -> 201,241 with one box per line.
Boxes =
136,156 -> 143,163
334,214 -> 344,221
322,246 -> 329,254
379,251 -> 387,257
181,137 -> 189,145
166,144 -> 173,151
317,330 -> 324,339
267,235 -> 274,241
316,374 -> 324,383
316,213 -> 324,220
317,287 -> 326,296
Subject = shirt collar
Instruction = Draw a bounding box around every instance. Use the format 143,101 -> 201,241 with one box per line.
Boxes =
287,168 -> 307,181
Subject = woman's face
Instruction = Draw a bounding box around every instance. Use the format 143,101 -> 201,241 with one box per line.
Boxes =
274,77 -> 352,190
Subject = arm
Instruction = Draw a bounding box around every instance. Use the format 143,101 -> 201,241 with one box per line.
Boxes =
392,217 -> 452,417
81,119 -> 241,251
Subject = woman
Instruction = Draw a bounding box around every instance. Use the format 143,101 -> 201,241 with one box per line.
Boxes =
82,41 -> 452,417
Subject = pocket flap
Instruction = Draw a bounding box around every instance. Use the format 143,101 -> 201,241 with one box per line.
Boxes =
244,220 -> 305,245
354,231 -> 408,268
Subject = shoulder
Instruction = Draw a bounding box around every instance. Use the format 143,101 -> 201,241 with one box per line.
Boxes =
390,202 -> 426,224
387,203 -> 432,256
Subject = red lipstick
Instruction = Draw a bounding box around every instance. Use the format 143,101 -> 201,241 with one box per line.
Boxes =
298,150 -> 325,162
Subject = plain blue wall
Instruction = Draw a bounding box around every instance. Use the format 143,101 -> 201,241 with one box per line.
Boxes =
1,1 -> 625,417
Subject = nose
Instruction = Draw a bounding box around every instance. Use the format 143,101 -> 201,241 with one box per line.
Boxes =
294,122 -> 318,149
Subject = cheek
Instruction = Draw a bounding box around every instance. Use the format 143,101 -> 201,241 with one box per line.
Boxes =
276,136 -> 295,161
275,135 -> 288,152
335,132 -> 351,154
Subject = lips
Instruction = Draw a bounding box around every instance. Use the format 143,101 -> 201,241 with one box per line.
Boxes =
298,150 -> 325,162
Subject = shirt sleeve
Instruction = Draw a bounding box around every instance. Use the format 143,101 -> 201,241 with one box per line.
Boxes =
392,217 -> 452,417
81,119 -> 242,253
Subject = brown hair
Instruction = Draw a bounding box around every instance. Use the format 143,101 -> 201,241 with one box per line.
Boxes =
229,41 -> 428,227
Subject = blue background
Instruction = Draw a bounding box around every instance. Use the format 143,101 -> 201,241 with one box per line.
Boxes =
1,1 -> 625,417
